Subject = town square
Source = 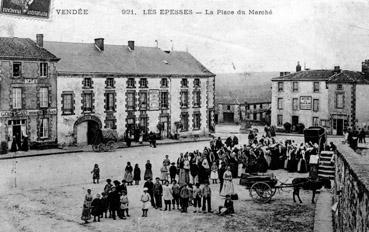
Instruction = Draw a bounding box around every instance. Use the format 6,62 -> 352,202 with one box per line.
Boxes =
1,0 -> 369,232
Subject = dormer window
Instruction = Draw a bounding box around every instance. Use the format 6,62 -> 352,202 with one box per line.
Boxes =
139,78 -> 148,88
127,78 -> 135,88
83,78 -> 92,88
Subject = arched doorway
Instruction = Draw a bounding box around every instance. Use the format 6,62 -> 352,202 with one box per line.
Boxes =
73,115 -> 102,145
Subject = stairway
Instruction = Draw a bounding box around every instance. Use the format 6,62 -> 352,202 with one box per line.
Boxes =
318,151 -> 335,179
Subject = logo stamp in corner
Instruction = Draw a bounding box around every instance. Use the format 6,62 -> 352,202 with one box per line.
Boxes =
0,0 -> 51,18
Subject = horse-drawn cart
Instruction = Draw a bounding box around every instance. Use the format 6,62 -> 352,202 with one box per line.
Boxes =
239,173 -> 331,203
92,129 -> 118,152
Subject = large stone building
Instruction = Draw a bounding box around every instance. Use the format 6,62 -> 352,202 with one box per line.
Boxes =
271,62 -> 369,134
0,35 -> 60,149
43,37 -> 215,145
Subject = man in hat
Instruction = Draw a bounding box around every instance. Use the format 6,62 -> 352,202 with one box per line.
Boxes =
153,177 -> 163,209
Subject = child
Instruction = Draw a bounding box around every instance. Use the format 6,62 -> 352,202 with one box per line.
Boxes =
104,179 -> 113,194
171,180 -> 180,210
210,162 -> 219,184
188,183 -> 194,206
91,164 -> 100,184
193,183 -> 202,213
120,191 -> 129,219
124,162 -> 133,186
153,177 -> 163,209
169,162 -> 177,182
202,182 -> 212,213
160,162 -> 169,183
91,194 -> 102,222
100,192 -> 109,218
81,189 -> 93,223
133,164 -> 141,185
162,180 -> 173,211
180,184 -> 190,213
141,187 -> 151,217
218,195 -> 234,216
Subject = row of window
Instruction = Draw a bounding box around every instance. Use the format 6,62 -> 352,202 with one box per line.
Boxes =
180,112 -> 201,131
12,62 -> 48,77
277,81 -> 321,93
12,87 -> 49,109
276,115 -> 322,127
82,77 -> 201,89
277,98 -> 320,112
61,90 -> 201,114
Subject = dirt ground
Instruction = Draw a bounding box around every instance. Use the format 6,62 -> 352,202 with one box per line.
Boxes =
0,170 -> 315,232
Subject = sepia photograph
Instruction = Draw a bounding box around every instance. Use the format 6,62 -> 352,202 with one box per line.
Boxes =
0,0 -> 368,231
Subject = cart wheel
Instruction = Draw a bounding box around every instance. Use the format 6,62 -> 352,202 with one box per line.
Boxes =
249,182 -> 274,203
98,144 -> 104,152
92,144 -> 100,152
106,141 -> 115,151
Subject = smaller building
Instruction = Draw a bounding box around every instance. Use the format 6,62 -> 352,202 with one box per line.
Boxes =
246,100 -> 271,125
215,99 -> 246,124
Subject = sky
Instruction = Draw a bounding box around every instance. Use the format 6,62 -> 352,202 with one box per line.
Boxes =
1,0 -> 369,73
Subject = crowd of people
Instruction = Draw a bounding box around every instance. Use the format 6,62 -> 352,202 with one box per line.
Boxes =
82,128 -> 340,223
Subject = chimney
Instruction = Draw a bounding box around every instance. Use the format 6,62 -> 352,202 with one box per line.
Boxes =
362,60 -> 369,77
280,71 -> 291,77
296,61 -> 301,72
36,34 -> 43,47
128,40 -> 135,51
94,38 -> 104,51
334,66 -> 341,74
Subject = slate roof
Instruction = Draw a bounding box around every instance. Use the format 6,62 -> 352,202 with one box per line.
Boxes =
272,70 -> 335,81
0,37 -> 59,61
327,70 -> 369,84
43,41 -> 214,77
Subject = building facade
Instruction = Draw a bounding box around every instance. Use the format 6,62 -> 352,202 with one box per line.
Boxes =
0,35 -> 59,149
272,63 -> 369,134
327,64 -> 369,135
44,38 -> 215,145
246,101 -> 271,124
271,65 -> 332,131
216,101 -> 246,124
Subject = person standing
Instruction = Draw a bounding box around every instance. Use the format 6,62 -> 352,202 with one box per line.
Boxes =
171,180 -> 180,210
163,155 -> 171,167
179,183 -> 190,213
91,193 -> 102,222
210,162 -> 219,184
220,166 -> 234,196
169,162 -> 177,183
144,160 -> 153,181
120,191 -> 129,219
104,179 -> 113,194
124,162 -> 133,186
160,162 -> 169,183
141,188 -> 151,217
144,178 -> 155,207
162,180 -> 173,211
81,189 -> 93,223
202,182 -> 212,213
218,162 -> 226,193
192,183 -> 202,213
91,164 -> 100,184
153,177 -> 163,209
133,164 -> 141,185
183,154 -> 191,184
360,128 -> 366,144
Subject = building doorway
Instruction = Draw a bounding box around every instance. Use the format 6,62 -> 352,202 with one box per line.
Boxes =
223,112 -> 234,123
160,116 -> 169,138
74,115 -> 102,145
336,119 -> 344,135
292,116 -> 299,127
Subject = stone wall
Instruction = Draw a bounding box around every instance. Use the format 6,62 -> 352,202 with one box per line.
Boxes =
334,144 -> 369,232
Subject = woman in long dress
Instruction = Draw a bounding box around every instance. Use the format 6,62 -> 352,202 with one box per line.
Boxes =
144,160 -> 153,180
220,166 -> 234,196
124,162 -> 133,185
81,189 -> 93,223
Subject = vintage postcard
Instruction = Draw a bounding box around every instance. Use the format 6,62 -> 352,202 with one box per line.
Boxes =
0,0 -> 368,231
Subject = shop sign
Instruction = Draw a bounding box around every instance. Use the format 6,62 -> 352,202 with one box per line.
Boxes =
149,89 -> 160,111
300,96 -> 312,110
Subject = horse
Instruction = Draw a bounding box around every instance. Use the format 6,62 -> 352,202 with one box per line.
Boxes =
291,177 -> 331,204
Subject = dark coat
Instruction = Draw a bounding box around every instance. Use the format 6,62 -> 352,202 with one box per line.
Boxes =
144,181 -> 154,194
91,198 -> 102,216
169,165 -> 177,177
134,167 -> 141,181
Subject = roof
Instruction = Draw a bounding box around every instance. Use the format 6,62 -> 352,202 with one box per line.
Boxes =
272,70 -> 335,81
0,37 -> 59,61
216,96 -> 271,105
43,41 -> 214,77
327,70 -> 369,84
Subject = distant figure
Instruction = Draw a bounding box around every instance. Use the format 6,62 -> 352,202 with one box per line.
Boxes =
91,164 -> 100,184
124,162 -> 133,185
133,164 -> 141,185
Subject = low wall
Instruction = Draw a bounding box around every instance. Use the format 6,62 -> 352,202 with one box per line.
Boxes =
334,144 -> 369,232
